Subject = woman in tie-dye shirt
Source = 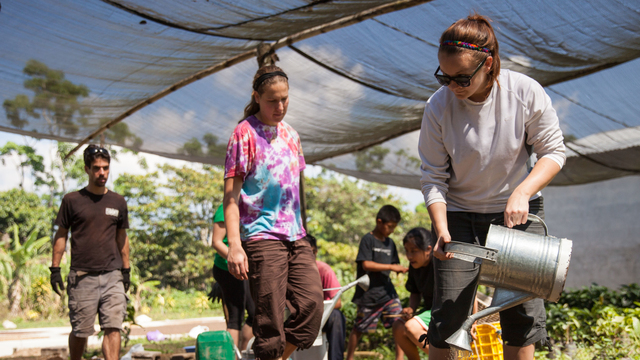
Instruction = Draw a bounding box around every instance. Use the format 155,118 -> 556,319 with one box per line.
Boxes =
223,65 -> 323,360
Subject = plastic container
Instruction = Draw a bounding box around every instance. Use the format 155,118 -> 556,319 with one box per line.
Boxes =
459,322 -> 503,360
120,344 -> 144,360
195,331 -> 235,360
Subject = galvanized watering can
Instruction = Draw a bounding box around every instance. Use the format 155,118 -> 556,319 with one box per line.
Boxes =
443,214 -> 573,352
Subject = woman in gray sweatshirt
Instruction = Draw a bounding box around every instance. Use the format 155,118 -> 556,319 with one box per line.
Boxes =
419,14 -> 565,360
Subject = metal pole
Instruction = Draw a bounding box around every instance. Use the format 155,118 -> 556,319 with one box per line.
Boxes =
299,170 -> 307,231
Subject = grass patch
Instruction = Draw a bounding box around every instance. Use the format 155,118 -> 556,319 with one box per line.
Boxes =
3,308 -> 224,330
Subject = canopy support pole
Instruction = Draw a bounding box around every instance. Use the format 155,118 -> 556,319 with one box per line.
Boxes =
65,0 -> 430,158
300,170 -> 307,232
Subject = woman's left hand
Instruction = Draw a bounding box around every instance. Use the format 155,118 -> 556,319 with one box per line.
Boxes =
504,190 -> 530,228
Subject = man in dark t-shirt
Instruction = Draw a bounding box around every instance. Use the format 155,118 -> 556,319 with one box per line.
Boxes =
50,145 -> 130,360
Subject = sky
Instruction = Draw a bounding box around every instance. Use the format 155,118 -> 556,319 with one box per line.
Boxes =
0,132 -> 425,210
1,1 -> 638,195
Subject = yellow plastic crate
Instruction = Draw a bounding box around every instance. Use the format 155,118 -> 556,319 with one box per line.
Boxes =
459,322 -> 503,360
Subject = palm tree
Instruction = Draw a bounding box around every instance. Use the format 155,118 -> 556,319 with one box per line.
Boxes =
1,225 -> 49,315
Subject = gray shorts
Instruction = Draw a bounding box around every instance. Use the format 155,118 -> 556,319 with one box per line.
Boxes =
428,198 -> 548,348
67,269 -> 128,337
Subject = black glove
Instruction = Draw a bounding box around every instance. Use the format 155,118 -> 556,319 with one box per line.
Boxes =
49,267 -> 64,296
208,282 -> 223,304
121,268 -> 131,292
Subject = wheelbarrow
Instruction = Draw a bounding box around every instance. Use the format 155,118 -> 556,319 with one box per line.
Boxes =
241,275 -> 370,360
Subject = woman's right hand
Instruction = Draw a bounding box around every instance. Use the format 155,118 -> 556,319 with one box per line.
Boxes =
227,244 -> 249,280
433,230 -> 454,261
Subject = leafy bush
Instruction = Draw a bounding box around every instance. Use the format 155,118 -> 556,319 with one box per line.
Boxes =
546,284 -> 640,358
556,283 -> 640,309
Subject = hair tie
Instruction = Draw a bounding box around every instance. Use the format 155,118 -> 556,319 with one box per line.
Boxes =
440,40 -> 491,54
253,71 -> 288,91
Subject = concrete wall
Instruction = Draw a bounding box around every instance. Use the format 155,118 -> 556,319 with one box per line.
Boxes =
542,175 -> 640,290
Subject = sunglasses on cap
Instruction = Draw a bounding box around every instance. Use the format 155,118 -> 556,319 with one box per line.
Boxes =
84,146 -> 110,157
434,57 -> 487,88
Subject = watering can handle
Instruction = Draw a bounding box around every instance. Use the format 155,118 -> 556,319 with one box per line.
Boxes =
526,214 -> 548,236
444,242 -> 499,263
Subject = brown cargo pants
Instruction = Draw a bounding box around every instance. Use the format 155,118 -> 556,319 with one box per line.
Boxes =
243,238 -> 323,360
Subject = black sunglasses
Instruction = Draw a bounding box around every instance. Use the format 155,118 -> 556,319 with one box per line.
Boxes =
85,147 -> 110,157
434,57 -> 487,88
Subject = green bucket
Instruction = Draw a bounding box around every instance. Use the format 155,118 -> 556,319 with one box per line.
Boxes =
195,331 -> 235,360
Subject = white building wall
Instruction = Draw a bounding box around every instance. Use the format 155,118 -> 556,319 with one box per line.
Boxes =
542,175 -> 640,289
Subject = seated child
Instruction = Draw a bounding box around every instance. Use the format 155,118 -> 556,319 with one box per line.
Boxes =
392,227 -> 434,360
346,205 -> 409,360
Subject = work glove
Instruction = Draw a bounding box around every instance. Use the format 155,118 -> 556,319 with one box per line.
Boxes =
121,268 -> 131,292
49,267 -> 64,296
208,281 -> 223,304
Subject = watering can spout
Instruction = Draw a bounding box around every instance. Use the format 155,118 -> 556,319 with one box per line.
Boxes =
446,321 -> 474,352
445,289 -> 535,351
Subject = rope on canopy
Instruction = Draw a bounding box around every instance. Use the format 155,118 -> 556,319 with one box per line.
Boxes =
65,0 -> 432,159
289,45 -> 417,99
102,0 -> 334,41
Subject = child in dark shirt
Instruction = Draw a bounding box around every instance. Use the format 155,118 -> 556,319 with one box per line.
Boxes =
392,227 -> 435,360
346,205 -> 409,360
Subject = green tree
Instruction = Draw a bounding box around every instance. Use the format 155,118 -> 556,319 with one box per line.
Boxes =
3,59 -> 92,136
114,164 -> 224,290
0,189 -> 54,244
0,141 -> 46,189
305,172 -> 430,245
180,138 -> 205,157
99,118 -> 143,149
42,142 -> 86,204
0,140 -> 87,211
355,145 -> 391,173
179,133 -> 226,158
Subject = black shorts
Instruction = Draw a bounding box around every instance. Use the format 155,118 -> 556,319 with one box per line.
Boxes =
213,265 -> 254,330
428,197 -> 548,348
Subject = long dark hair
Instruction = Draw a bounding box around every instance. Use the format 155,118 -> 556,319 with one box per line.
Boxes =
439,13 -> 501,87
242,65 -> 289,121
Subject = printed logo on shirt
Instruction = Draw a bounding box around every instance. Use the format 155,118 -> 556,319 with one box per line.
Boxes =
105,208 -> 119,217
373,248 -> 392,255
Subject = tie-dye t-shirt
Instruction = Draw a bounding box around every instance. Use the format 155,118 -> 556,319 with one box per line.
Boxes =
224,115 -> 306,242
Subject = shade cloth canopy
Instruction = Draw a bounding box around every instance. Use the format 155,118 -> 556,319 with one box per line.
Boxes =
2,0 -> 640,188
